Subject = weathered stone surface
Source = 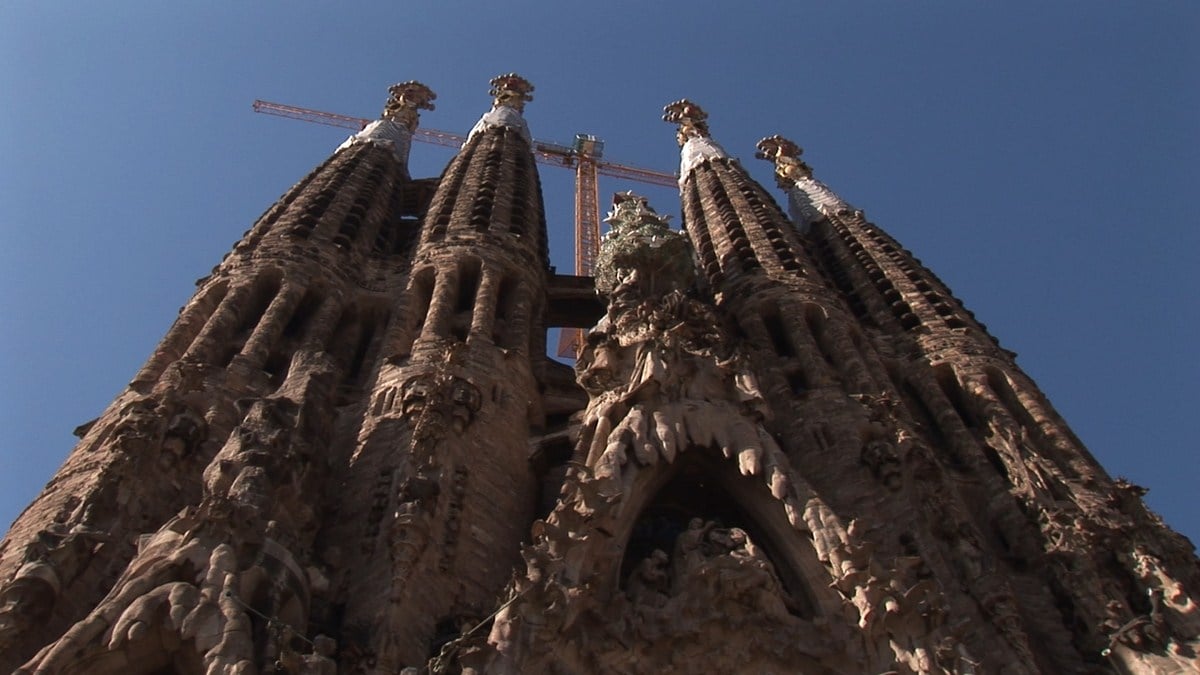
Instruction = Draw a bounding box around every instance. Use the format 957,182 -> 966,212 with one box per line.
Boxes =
1,83 -> 1196,675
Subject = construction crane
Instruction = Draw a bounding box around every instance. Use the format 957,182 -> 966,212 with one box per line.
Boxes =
253,99 -> 678,358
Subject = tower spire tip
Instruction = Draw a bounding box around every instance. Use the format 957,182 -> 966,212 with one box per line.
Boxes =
663,99 -> 710,147
756,134 -> 813,184
382,81 -> 437,131
489,73 -> 534,112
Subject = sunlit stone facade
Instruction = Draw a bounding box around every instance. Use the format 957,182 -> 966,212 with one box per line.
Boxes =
1,80 -> 1196,675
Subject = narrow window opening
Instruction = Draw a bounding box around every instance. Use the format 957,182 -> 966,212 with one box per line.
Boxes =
410,268 -> 436,338
901,380 -> 951,458
493,276 -> 518,347
346,316 -> 378,385
222,274 -> 281,366
935,365 -> 978,430
283,288 -> 323,340
982,445 -> 1013,486
787,370 -> 809,395
263,351 -> 292,389
326,308 -> 365,396
761,306 -> 794,358
804,306 -> 837,368
456,262 -> 480,313
451,259 -> 481,342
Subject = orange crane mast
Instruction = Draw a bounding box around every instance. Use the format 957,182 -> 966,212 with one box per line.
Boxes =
252,99 -> 678,357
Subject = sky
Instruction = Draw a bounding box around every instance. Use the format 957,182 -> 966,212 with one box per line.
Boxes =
1,3 -> 1197,545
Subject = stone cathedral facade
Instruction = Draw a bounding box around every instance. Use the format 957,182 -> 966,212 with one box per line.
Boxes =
0,75 -> 1197,674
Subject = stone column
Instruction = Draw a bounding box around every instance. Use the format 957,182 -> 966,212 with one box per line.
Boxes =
239,283 -> 305,368
420,270 -> 458,342
182,282 -> 256,364
470,266 -> 502,340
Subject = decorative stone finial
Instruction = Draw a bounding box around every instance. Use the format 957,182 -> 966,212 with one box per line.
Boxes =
755,135 -> 851,231
663,99 -> 710,147
489,73 -> 534,112
382,81 -> 437,131
663,100 -> 727,181
755,135 -> 813,186
338,80 -> 433,167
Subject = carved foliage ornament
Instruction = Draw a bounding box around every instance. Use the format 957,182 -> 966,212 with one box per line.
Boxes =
400,362 -> 483,453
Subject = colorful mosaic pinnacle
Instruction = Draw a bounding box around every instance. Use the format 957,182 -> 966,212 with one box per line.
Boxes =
382,81 -> 437,130
488,73 -> 534,112
663,98 -> 711,145
756,134 -> 815,185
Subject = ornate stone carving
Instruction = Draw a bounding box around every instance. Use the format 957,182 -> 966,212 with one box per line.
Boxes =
575,195 -> 793,490
0,560 -> 60,650
382,81 -> 436,130
755,134 -> 813,184
861,438 -> 903,490
15,369 -> 336,674
593,192 -> 692,300
400,367 -> 482,444
488,73 -> 534,112
754,133 -> 853,228
662,99 -> 710,144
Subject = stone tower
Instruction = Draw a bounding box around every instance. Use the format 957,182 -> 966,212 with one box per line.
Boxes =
0,82 -> 1196,674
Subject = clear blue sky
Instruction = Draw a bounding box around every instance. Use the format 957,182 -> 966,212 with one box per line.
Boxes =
2,3 -> 1197,544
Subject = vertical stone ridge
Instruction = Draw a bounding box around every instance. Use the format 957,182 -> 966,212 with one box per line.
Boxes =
331,74 -> 549,671
0,81 -> 437,672
759,133 -> 1200,672
1,78 -> 1198,675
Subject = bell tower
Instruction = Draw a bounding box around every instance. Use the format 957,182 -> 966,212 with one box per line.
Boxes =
0,77 -> 1196,675
329,74 -> 551,670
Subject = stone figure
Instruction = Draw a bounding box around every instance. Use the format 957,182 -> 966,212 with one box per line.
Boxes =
627,549 -> 670,608
861,438 -> 903,490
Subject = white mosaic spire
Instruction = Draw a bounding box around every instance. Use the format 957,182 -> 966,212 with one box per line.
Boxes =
337,81 -> 436,168
466,73 -> 534,146
663,99 -> 729,184
756,135 -> 853,233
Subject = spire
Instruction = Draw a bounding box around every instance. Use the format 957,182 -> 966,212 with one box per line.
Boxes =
467,72 -> 534,145
382,80 -> 438,130
338,80 -> 436,168
663,99 -> 728,184
755,134 -> 852,233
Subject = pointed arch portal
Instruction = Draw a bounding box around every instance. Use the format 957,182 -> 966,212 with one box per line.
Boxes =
612,449 -> 827,619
